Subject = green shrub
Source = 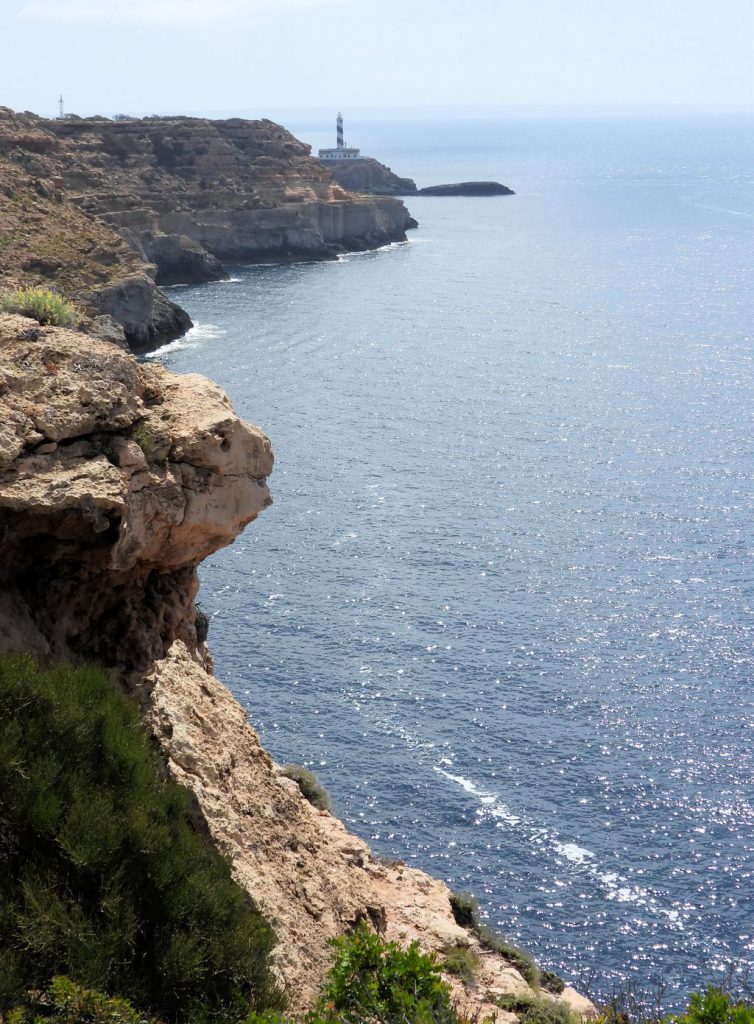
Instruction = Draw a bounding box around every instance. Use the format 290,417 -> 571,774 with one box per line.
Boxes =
0,653 -> 283,1023
1,286 -> 77,326
317,924 -> 461,1024
477,924 -> 540,988
448,891 -> 540,989
282,764 -> 331,812
449,891 -> 480,931
442,944 -> 478,986
495,992 -> 576,1024
9,976 -> 161,1023
541,970 -> 566,995
594,983 -> 754,1024
669,987 -> 754,1024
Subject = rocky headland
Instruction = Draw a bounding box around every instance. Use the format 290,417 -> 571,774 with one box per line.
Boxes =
319,154 -> 515,199
0,109 -> 416,350
0,312 -> 594,1020
322,155 -> 418,196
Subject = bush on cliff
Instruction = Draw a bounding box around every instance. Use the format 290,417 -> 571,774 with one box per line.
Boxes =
318,925 -> 459,1024
670,987 -> 754,1024
1,285 -> 77,326
282,764 -> 331,812
441,943 -> 478,986
449,890 -> 540,988
8,975 -> 161,1024
0,653 -> 283,1023
494,992 -> 577,1024
244,924 -> 463,1024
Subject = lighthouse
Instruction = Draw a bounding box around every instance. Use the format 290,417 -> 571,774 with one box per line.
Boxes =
318,112 -> 361,161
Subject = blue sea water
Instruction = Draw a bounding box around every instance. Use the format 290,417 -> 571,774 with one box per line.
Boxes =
153,111 -> 754,1006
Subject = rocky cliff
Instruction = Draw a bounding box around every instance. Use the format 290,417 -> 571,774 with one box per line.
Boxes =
0,109 -> 416,350
322,156 -> 418,196
0,313 -> 593,1020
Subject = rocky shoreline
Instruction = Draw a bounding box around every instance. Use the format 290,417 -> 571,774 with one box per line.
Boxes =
0,109 -> 416,351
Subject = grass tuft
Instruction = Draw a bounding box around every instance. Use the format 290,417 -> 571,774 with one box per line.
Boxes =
442,944 -> 479,986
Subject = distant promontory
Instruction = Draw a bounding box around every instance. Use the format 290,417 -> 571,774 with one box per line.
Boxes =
322,158 -> 515,199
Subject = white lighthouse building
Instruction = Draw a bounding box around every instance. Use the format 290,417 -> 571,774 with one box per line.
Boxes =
318,112 -> 361,161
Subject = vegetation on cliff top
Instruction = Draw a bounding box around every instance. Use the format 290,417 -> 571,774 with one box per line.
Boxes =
449,891 -> 543,990
244,924 -> 467,1024
0,654 -> 283,1023
1,285 -> 78,326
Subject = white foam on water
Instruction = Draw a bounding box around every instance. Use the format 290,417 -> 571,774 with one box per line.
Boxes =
433,767 -> 521,825
690,201 -> 754,220
433,767 -> 684,928
146,321 -> 226,358
336,241 -> 410,262
553,841 -> 595,865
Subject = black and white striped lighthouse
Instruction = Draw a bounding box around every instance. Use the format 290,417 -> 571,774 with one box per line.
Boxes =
318,112 -> 361,161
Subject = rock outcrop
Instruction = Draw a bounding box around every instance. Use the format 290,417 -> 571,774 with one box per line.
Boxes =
0,312 -> 271,669
0,130 -> 192,350
417,181 -> 515,196
321,156 -> 418,197
0,314 -> 592,1020
0,109 -> 417,350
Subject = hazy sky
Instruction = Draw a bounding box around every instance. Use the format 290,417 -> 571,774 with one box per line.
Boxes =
1,0 -> 752,118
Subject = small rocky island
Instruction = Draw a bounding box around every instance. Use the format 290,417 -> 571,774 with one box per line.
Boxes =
417,181 -> 515,196
317,113 -> 514,198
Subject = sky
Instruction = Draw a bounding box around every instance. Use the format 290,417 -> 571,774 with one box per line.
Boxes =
1,0 -> 752,118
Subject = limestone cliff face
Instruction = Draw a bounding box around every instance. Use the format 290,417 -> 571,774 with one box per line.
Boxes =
0,312 -> 271,669
0,109 -> 416,350
0,116 -> 192,349
0,314 -> 592,1020
44,114 -> 414,267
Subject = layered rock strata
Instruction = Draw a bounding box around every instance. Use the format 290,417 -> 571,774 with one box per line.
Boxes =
0,312 -> 271,668
0,314 -> 592,1020
0,130 -> 191,349
0,109 -> 416,350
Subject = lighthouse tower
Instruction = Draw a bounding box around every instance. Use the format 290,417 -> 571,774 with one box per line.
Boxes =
318,112 -> 361,161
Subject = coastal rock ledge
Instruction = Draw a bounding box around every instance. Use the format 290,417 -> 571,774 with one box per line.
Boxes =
0,108 -> 416,351
0,314 -> 594,1020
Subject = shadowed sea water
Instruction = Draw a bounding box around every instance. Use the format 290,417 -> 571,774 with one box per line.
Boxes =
152,112 -> 754,1006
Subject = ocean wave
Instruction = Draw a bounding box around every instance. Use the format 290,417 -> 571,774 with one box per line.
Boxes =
336,240 -> 410,262
433,765 -> 684,927
145,322 -> 226,358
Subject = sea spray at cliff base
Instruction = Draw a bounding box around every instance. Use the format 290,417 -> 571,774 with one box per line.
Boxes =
156,111 -> 754,1007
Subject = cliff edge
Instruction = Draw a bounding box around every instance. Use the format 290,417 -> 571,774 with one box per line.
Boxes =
0,315 -> 593,1020
0,109 -> 415,351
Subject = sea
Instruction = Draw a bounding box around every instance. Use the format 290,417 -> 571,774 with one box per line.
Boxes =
150,110 -> 754,1008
